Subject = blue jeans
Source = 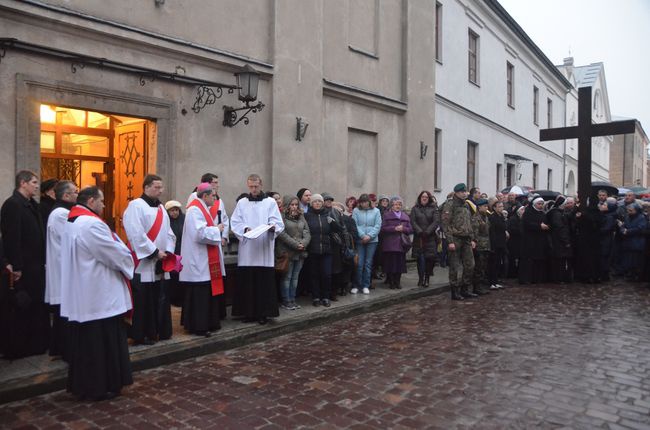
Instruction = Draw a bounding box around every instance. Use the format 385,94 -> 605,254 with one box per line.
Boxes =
281,259 -> 304,303
356,242 -> 378,290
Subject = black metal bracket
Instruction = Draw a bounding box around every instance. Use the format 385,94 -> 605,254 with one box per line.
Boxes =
296,117 -> 309,141
71,61 -> 85,73
420,141 -> 428,159
0,46 -> 6,63
191,85 -> 237,113
223,101 -> 265,127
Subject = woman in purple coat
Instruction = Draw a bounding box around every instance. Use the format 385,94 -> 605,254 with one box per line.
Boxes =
380,196 -> 413,289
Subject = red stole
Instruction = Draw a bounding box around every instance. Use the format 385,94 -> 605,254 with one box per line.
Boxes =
129,205 -> 164,268
68,205 -> 134,319
188,199 -> 224,296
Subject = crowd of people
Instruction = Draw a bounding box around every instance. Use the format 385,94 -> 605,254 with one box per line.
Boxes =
1,169 -> 649,400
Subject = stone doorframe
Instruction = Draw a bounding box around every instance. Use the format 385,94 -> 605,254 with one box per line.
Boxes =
15,74 -> 176,196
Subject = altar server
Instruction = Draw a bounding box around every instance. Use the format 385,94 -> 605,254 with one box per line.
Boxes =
45,180 -> 78,358
123,174 -> 175,344
230,174 -> 284,325
180,183 -> 226,336
60,186 -> 134,400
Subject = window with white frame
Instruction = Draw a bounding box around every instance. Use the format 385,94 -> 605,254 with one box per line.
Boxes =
468,30 -> 479,84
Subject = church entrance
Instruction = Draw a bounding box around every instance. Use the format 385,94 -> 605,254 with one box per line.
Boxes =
39,104 -> 155,240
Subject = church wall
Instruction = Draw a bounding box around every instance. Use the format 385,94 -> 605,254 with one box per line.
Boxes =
322,0 -> 405,102
0,0 -> 436,207
0,6 -> 274,206
12,0 -> 275,65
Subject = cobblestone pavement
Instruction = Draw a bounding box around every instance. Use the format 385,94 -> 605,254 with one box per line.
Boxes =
2,280 -> 650,429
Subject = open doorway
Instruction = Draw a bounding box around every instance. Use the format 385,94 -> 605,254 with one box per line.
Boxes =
39,104 -> 155,240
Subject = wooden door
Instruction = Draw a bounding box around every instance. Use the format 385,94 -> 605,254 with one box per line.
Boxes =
114,122 -> 147,241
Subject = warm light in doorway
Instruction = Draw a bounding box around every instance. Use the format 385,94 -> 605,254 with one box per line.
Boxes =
40,104 -> 56,124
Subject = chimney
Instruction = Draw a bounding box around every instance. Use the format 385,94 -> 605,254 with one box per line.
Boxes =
563,57 -> 574,67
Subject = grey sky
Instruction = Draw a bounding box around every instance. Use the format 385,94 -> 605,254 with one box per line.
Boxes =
498,0 -> 650,138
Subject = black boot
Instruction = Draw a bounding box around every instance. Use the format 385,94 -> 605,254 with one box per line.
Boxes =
423,275 -> 430,287
451,287 -> 464,301
395,274 -> 402,289
417,275 -> 424,287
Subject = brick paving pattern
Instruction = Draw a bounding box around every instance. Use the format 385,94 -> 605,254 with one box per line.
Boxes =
1,281 -> 650,429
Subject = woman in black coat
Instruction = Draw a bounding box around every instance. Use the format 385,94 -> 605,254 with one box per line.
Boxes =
410,191 -> 439,287
304,194 -> 340,307
518,198 -> 550,285
488,201 -> 508,288
546,196 -> 573,283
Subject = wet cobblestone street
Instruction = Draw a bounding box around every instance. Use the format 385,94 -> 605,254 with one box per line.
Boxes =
2,280 -> 650,429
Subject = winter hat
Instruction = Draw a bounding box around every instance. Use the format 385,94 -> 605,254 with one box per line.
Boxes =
389,195 -> 403,206
378,194 -> 389,202
165,200 -> 182,211
476,198 -> 488,206
310,193 -> 324,204
321,192 -> 334,201
297,188 -> 310,200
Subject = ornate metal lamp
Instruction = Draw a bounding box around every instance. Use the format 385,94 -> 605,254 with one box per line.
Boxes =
223,64 -> 265,127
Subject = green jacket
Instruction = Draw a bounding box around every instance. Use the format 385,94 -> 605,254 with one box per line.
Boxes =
472,212 -> 491,251
441,196 -> 475,243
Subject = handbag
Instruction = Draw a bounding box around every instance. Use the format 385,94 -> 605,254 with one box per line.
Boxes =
275,252 -> 289,274
400,233 -> 413,253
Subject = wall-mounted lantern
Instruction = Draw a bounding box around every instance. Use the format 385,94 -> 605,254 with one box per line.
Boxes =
223,64 -> 265,127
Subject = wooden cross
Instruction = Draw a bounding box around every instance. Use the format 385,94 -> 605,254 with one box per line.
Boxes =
540,86 -> 635,202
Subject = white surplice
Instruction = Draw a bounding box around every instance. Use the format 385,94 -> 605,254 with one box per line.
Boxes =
230,196 -> 284,267
60,209 -> 135,323
45,206 -> 69,305
186,192 -> 230,240
179,199 -> 226,283
122,198 -> 175,282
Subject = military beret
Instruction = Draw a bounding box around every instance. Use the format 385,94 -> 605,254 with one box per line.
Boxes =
476,198 -> 488,206
453,183 -> 467,192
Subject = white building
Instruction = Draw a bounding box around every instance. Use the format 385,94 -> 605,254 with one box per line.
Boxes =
557,59 -> 614,194
434,0 -> 571,198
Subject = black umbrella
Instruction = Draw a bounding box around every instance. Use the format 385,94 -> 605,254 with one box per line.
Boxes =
532,190 -> 560,201
591,181 -> 618,197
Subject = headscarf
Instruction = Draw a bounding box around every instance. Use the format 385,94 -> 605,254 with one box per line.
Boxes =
532,197 -> 544,211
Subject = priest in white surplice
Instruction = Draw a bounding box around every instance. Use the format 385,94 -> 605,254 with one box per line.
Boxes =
230,174 -> 284,325
180,183 -> 226,336
44,180 -> 78,359
60,186 -> 134,400
123,174 -> 175,345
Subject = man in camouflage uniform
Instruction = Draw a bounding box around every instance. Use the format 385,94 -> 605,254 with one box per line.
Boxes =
471,199 -> 490,295
441,183 -> 476,300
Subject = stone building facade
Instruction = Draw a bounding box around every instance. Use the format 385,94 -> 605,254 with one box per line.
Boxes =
609,118 -> 648,188
434,0 -> 571,197
0,0 -> 435,235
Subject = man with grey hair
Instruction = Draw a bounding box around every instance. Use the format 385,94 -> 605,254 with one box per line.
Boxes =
0,170 -> 49,359
45,180 -> 78,358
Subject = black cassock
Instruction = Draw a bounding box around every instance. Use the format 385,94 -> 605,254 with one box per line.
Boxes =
518,205 -> 550,284
0,191 -> 50,359
573,205 -> 602,283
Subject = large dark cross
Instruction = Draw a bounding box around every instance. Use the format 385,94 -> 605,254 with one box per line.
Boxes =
540,86 -> 635,202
